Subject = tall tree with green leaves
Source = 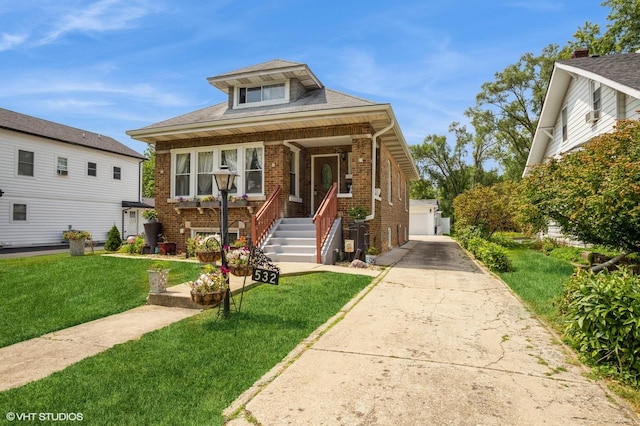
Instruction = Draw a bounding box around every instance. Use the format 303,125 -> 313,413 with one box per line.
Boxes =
142,144 -> 155,198
410,122 -> 472,217
466,44 -> 562,180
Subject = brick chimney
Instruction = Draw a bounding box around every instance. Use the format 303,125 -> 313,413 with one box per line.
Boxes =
571,48 -> 590,58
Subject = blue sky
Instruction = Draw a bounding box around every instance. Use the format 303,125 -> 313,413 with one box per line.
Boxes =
0,1 -> 609,155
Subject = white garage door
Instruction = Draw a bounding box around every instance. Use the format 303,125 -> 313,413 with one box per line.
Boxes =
410,211 -> 434,235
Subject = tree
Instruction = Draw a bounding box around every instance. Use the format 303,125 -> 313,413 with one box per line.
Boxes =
570,0 -> 640,54
467,44 -> 561,180
520,119 -> 640,260
453,181 -> 520,237
410,179 -> 438,200
104,224 -> 123,251
410,122 -> 472,217
142,144 -> 155,198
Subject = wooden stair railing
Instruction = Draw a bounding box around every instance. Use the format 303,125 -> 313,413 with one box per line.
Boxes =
251,186 -> 281,248
312,182 -> 338,264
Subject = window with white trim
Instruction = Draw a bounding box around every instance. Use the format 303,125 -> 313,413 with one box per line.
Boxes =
87,161 -> 97,177
171,144 -> 264,198
235,82 -> 288,108
12,203 -> 27,221
591,81 -> 601,112
561,107 -> 568,142
398,171 -> 402,200
18,150 -> 34,176
387,160 -> 393,204
289,149 -> 299,198
113,166 -> 121,180
57,157 -> 68,176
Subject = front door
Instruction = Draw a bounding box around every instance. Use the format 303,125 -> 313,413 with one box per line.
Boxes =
313,155 -> 338,213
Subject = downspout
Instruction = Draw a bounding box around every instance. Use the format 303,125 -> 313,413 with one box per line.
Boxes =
365,119 -> 395,221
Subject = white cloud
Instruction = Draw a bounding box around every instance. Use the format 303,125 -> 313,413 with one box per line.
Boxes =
39,0 -> 156,44
0,33 -> 27,51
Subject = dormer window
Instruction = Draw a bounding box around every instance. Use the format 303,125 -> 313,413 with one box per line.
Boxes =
235,82 -> 288,108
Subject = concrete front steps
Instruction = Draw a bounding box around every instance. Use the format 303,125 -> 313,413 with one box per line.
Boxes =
262,218 -> 317,263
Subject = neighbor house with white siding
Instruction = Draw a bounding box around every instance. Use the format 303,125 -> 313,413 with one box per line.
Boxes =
523,50 -> 640,240
0,108 -> 148,249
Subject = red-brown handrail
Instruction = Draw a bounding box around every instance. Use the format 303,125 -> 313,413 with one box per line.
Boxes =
251,186 -> 281,248
312,182 -> 338,263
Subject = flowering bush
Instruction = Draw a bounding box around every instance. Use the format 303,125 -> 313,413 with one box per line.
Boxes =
63,230 -> 92,240
187,264 -> 228,294
226,246 -> 251,267
230,236 -> 248,248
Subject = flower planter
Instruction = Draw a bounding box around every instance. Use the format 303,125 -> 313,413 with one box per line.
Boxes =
143,222 -> 162,250
229,266 -> 253,277
177,201 -> 198,208
365,254 -> 377,265
69,238 -> 86,256
199,201 -> 220,209
190,290 -> 226,306
196,251 -> 221,263
157,242 -> 177,255
148,269 -> 168,293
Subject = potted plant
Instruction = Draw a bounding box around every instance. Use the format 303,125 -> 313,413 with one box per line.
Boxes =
142,209 -> 162,252
189,235 -> 222,263
187,264 -> 228,306
156,235 -> 177,255
229,194 -> 249,206
348,206 -> 368,223
365,246 -> 378,265
63,230 -> 91,256
147,261 -> 169,293
225,246 -> 252,276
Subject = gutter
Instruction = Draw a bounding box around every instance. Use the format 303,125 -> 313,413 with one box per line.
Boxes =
366,119 -> 395,221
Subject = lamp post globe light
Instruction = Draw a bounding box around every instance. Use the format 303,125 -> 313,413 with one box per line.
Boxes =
213,165 -> 238,317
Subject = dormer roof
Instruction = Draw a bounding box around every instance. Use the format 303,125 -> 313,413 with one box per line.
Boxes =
207,59 -> 323,94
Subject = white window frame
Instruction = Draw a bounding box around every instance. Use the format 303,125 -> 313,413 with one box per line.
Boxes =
234,80 -> 289,108
17,149 -> 34,177
11,202 -> 28,222
170,143 -> 265,199
561,107 -> 568,142
617,91 -> 627,120
87,161 -> 97,177
591,81 -> 601,112
288,146 -> 301,202
387,160 -> 393,205
57,156 -> 68,176
191,227 -> 240,244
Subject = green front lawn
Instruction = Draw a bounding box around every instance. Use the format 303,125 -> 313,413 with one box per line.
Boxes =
0,272 -> 372,425
0,253 -> 200,347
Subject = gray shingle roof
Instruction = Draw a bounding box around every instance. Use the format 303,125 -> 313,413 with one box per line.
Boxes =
139,88 -> 380,130
557,52 -> 640,92
0,108 -> 144,159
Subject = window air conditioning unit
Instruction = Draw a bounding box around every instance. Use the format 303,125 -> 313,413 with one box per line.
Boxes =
585,110 -> 600,123
57,169 -> 68,176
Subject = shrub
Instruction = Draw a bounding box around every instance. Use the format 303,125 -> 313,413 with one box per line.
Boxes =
465,237 -> 512,272
455,226 -> 484,249
558,267 -> 640,386
104,224 -> 122,251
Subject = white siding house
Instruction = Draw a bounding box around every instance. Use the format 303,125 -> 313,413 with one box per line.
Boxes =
0,108 -> 148,249
524,50 -> 640,240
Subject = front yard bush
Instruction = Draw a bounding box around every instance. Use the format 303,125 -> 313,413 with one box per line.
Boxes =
456,228 -> 512,273
557,267 -> 640,386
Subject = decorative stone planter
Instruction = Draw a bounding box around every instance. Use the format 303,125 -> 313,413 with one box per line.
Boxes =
147,269 -> 168,293
69,239 -> 86,256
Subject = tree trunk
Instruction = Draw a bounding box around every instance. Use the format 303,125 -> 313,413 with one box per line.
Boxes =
590,252 -> 630,273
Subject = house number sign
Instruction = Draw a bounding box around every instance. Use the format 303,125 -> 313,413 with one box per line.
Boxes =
252,268 -> 279,285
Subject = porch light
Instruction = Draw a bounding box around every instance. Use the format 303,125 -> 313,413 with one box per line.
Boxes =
213,165 -> 237,193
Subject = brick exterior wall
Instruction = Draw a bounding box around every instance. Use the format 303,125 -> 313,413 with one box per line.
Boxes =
153,123 -> 411,256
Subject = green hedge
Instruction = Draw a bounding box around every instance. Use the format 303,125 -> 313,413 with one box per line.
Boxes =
455,227 -> 512,272
557,267 -> 640,386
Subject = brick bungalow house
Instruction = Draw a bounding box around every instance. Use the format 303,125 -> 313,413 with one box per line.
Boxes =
127,59 -> 419,263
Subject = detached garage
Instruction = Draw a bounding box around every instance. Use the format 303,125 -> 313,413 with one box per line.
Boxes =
409,199 -> 440,235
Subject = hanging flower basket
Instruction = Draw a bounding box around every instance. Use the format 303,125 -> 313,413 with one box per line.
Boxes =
229,265 -> 253,277
195,251 -> 221,263
190,290 -> 226,306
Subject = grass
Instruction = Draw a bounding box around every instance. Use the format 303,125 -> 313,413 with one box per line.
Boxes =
496,247 -> 576,329
0,253 -> 200,348
0,272 -> 372,425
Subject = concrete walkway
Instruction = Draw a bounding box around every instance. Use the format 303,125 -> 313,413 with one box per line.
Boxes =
225,236 -> 639,425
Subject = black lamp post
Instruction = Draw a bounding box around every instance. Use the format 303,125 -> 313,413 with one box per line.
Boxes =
213,165 -> 237,317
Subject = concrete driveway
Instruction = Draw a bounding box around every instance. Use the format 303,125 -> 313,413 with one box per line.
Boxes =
226,235 -> 639,425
